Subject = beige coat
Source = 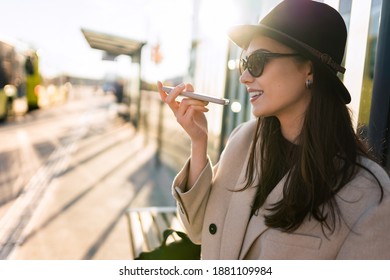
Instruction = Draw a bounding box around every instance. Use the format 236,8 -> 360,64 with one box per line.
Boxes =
172,120 -> 390,259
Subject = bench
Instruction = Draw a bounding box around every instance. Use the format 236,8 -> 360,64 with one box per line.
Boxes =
125,206 -> 186,259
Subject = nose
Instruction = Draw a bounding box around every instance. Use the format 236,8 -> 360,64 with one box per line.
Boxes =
239,69 -> 255,85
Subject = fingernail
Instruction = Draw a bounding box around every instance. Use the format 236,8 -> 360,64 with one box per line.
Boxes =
178,83 -> 185,87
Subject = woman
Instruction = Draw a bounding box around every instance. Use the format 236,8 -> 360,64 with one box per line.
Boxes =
157,0 -> 390,259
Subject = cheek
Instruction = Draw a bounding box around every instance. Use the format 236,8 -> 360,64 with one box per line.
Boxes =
266,67 -> 306,98
272,83 -> 306,104
276,80 -> 304,96
266,79 -> 299,98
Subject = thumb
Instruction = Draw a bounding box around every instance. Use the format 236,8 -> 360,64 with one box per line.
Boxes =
185,83 -> 194,92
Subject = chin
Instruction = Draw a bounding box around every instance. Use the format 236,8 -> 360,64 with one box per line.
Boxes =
252,108 -> 273,119
252,108 -> 265,118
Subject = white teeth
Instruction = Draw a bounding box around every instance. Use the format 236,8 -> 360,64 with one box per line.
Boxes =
249,91 -> 263,98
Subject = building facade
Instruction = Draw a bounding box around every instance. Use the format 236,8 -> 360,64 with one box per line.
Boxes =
187,0 -> 384,160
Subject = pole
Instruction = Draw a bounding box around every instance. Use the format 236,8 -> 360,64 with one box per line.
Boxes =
134,48 -> 143,130
368,0 -> 390,167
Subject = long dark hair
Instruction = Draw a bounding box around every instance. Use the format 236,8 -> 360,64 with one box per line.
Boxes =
243,60 -> 384,234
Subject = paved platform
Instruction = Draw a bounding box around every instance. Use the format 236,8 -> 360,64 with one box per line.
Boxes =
0,93 -> 178,260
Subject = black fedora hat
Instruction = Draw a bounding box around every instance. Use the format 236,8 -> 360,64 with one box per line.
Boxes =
228,0 -> 351,104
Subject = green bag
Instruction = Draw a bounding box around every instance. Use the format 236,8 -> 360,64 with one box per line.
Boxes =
135,229 -> 201,260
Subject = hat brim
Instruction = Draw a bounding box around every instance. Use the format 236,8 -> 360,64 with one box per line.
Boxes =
228,24 -> 351,104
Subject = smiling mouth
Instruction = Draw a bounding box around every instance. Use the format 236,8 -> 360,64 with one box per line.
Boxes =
249,91 -> 263,98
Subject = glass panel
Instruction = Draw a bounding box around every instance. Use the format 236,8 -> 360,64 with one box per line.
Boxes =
338,0 -> 352,81
358,0 -> 382,135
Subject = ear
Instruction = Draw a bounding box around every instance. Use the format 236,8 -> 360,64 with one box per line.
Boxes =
305,60 -> 314,79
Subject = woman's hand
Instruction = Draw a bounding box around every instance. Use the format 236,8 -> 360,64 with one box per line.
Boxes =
157,81 -> 209,189
157,81 -> 209,144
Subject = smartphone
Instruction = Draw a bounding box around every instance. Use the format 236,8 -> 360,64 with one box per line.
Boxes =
162,86 -> 230,105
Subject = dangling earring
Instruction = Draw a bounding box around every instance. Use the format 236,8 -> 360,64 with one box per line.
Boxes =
305,79 -> 313,89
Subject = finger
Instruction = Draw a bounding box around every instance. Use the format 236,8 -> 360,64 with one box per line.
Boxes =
157,81 -> 167,102
183,84 -> 209,105
176,105 -> 208,125
187,105 -> 209,113
176,98 -> 209,117
165,83 -> 185,104
158,81 -> 183,112
181,98 -> 209,107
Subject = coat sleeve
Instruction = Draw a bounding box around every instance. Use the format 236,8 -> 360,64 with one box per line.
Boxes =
170,121 -> 250,243
336,196 -> 390,259
171,158 -> 215,243
336,161 -> 390,259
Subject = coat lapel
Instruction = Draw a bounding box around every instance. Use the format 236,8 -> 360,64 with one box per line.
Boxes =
219,150 -> 256,259
238,175 -> 287,259
219,185 -> 256,259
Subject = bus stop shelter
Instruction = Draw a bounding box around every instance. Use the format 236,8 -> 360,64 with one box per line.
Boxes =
81,28 -> 146,128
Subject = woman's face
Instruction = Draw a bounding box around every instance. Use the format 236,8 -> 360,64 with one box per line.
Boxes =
240,36 -> 312,125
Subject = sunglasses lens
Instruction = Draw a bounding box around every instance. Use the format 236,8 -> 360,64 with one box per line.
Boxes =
239,51 -> 299,77
248,53 -> 265,77
239,52 -> 265,77
239,59 -> 246,75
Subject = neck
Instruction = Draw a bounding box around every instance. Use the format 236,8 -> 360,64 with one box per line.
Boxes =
279,114 -> 305,143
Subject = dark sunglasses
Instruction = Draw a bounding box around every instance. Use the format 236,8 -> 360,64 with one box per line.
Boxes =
240,50 -> 301,77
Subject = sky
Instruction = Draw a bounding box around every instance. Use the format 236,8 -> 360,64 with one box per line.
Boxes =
0,0 -> 193,81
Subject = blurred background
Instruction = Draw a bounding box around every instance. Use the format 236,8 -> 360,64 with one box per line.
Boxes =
0,0 -> 388,259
